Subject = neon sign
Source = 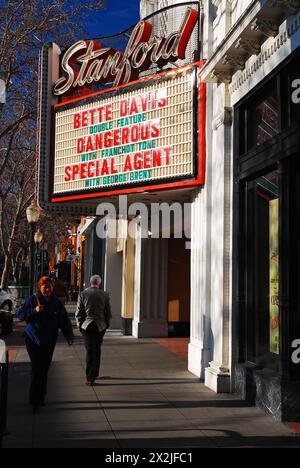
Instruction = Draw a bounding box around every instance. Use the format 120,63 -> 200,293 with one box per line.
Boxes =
53,7 -> 199,96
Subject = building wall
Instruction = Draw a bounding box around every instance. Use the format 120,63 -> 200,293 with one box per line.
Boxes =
198,1 -> 300,405
137,1 -> 300,400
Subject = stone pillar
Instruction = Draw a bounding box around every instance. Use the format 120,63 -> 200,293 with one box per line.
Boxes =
188,0 -> 218,380
204,84 -> 232,393
188,188 -> 212,379
133,225 -> 168,338
121,227 -> 135,335
104,219 -> 123,330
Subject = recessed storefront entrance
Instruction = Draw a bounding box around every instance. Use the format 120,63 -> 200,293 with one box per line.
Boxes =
167,237 -> 190,337
233,49 -> 300,420
244,170 -> 280,370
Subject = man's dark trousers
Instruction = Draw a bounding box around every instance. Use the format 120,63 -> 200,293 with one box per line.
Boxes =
25,337 -> 55,405
83,322 -> 106,381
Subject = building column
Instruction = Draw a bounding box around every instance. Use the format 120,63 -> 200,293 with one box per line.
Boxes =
188,188 -> 212,379
133,225 -> 168,338
204,84 -> 233,393
121,223 -> 135,335
104,219 -> 123,330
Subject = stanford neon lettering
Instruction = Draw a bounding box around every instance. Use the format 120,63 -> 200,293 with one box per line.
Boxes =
53,8 -> 198,96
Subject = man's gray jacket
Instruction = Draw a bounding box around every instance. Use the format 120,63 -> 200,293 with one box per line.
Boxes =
75,287 -> 112,332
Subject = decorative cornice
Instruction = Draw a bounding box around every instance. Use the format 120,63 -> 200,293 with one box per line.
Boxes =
210,70 -> 233,84
273,0 -> 300,15
229,13 -> 300,96
251,18 -> 280,37
212,107 -> 233,131
222,53 -> 246,71
235,36 -> 261,55
200,0 -> 300,85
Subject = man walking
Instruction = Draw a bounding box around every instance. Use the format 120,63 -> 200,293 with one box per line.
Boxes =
75,275 -> 112,386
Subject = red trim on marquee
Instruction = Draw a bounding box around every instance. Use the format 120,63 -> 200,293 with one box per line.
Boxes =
55,61 -> 202,108
51,61 -> 206,203
52,179 -> 202,203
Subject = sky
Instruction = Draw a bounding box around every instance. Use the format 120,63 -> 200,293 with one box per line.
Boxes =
85,0 -> 140,38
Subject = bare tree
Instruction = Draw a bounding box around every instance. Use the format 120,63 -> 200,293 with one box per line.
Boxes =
40,212 -> 75,252
0,0 -> 104,289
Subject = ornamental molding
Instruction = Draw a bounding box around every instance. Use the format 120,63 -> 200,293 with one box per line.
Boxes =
273,0 -> 300,15
222,53 -> 246,71
251,18 -> 280,37
212,107 -> 233,131
210,69 -> 233,84
229,13 -> 300,95
235,36 -> 261,55
200,0 -> 300,85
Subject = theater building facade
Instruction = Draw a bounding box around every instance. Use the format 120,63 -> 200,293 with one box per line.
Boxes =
38,0 -> 300,420
199,0 -> 300,419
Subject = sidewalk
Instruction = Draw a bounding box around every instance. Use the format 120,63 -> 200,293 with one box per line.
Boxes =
2,312 -> 300,448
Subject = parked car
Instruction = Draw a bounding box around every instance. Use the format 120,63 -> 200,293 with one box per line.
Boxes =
0,290 -> 14,336
0,290 -> 13,311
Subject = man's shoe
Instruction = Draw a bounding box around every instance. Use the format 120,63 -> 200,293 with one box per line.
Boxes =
32,404 -> 40,413
85,380 -> 94,386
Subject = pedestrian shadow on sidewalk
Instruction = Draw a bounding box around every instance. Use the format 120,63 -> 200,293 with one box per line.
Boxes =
41,399 -> 252,410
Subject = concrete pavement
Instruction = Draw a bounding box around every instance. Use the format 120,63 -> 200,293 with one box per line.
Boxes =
2,311 -> 300,448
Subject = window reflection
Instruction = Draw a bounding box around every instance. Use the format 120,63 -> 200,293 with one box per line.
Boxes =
251,90 -> 279,147
246,170 -> 280,366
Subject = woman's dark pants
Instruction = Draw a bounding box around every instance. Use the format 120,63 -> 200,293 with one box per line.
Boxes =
25,337 -> 55,406
83,322 -> 106,382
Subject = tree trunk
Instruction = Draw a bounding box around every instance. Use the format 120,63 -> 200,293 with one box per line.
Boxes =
17,250 -> 27,285
12,248 -> 23,283
0,249 -> 13,290
0,209 -> 21,290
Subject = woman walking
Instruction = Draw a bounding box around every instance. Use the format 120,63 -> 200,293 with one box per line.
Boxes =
18,276 -> 74,411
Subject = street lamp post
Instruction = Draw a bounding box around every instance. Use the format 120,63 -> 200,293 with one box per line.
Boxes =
26,202 -> 41,295
34,229 -> 43,290
0,66 -> 6,110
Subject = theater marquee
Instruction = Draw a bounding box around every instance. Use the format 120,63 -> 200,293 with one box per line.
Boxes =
38,4 -> 205,211
52,64 -> 204,201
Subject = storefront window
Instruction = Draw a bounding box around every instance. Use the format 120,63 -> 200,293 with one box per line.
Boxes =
246,170 -> 280,366
248,88 -> 279,148
291,163 -> 300,380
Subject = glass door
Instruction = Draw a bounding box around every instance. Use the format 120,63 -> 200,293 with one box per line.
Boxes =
245,169 -> 280,369
290,158 -> 300,381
